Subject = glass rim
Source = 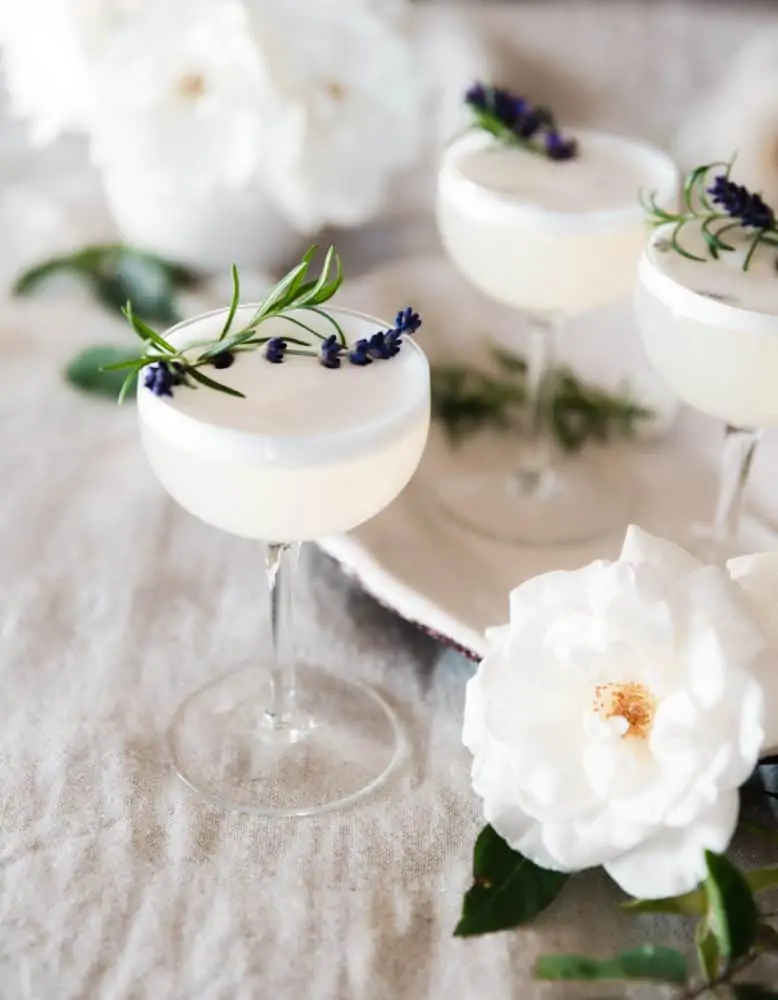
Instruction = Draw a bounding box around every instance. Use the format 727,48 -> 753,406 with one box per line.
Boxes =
638,228 -> 778,335
136,302 -> 431,468
438,126 -> 680,236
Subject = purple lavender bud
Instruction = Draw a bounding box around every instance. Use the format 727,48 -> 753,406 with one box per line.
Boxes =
211,351 -> 234,369
264,337 -> 287,364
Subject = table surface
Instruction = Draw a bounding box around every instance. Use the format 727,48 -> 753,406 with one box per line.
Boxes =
2,3 -> 778,998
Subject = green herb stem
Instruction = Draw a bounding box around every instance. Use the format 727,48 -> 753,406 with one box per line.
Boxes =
102,245 -> 346,401
642,159 -> 778,271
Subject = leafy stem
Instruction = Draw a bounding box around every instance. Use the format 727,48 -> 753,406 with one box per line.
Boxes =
103,245 -> 346,400
681,951 -> 760,999
642,158 -> 778,271
431,346 -> 653,454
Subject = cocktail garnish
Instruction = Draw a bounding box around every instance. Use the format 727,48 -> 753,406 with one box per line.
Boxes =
100,246 -> 422,401
463,83 -> 577,161
641,158 -> 778,271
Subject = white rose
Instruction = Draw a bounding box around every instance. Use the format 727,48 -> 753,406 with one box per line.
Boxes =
463,526 -> 775,900
87,0 -> 268,191
244,0 -> 424,231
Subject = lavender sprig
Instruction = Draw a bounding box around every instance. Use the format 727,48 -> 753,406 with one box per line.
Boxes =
464,83 -> 577,161
100,246 -> 422,401
641,159 -> 778,271
707,175 -> 775,230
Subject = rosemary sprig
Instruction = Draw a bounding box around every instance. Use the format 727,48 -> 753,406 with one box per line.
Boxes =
431,346 -> 653,453
641,159 -> 778,270
103,245 -> 345,400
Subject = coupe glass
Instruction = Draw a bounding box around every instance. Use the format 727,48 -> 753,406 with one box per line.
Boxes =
636,225 -> 778,564
138,304 -> 430,815
436,128 -> 679,545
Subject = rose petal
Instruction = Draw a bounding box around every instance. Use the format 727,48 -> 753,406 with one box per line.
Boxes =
684,566 -> 768,669
539,804 -> 650,870
603,792 -> 739,898
486,801 -> 564,872
728,552 -> 778,751
620,525 -> 703,584
508,562 -> 608,630
727,553 -> 778,638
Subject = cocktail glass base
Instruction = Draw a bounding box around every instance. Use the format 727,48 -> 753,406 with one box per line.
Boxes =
167,665 -> 403,816
435,460 -> 628,546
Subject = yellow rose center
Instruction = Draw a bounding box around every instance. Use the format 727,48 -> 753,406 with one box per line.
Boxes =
593,682 -> 656,740
177,72 -> 206,100
326,80 -> 346,101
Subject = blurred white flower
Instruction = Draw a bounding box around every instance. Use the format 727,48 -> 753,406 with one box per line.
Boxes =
0,0 -> 428,249
0,0 -> 96,142
245,0 -> 424,230
676,30 -> 778,209
464,526 -> 775,899
88,0 -> 268,191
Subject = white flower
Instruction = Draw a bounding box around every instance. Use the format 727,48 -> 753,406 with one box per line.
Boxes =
244,0 -> 424,231
463,526 -> 775,900
676,30 -> 778,209
86,0 -> 268,191
0,0 -> 97,142
1,0 -> 425,233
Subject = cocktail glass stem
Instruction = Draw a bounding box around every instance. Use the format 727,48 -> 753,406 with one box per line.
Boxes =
264,541 -> 300,729
710,425 -> 762,552
516,316 -> 559,488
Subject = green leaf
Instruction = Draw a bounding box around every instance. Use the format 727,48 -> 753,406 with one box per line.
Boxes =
293,245 -> 328,303
732,985 -> 778,999
757,923 -> 778,953
64,345 -> 140,399
743,230 -> 765,272
287,244 -> 318,298
705,850 -> 760,961
89,254 -> 178,325
738,820 -> 778,844
275,315 -> 326,342
695,917 -> 720,983
535,945 -> 687,984
683,163 -> 711,214
117,368 -> 139,405
453,825 -> 568,937
187,366 -> 245,398
747,866 -> 778,893
430,357 -> 651,452
14,245 -> 197,324
99,356 -> 149,372
247,256 -> 312,326
305,305 -> 346,346
672,220 -> 707,262
308,247 -> 343,304
218,264 -> 240,341
13,256 -> 80,295
122,302 -> 175,354
622,889 -> 706,916
491,345 -> 528,375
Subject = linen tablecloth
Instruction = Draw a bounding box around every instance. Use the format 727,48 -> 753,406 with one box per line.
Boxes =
2,3 -> 778,998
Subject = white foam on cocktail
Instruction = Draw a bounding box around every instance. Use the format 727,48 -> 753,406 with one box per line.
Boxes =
138,305 -> 430,541
640,222 -> 778,328
437,128 -> 679,313
439,128 -> 678,233
637,223 -> 778,427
